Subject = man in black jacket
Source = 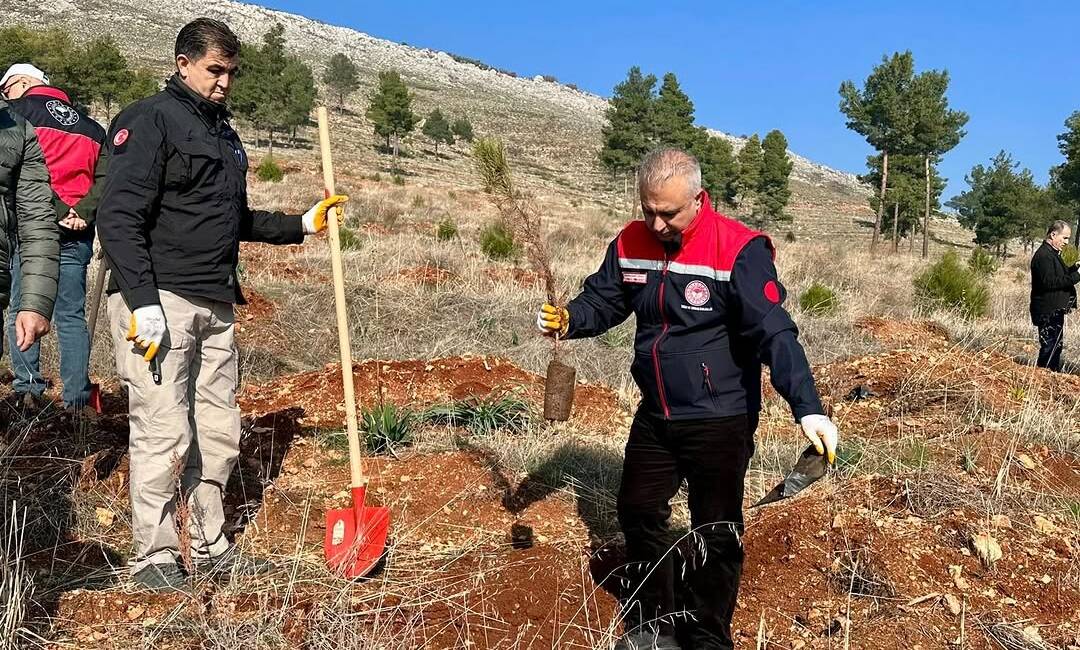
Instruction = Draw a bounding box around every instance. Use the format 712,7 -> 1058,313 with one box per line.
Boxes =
97,18 -> 346,592
1030,220 -> 1079,372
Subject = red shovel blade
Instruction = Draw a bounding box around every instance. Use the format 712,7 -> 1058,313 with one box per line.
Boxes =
324,486 -> 391,578
88,384 -> 103,415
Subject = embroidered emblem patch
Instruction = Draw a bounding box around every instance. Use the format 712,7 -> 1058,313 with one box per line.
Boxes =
763,280 -> 781,303
622,271 -> 648,284
113,129 -> 129,147
684,280 -> 711,307
45,100 -> 79,126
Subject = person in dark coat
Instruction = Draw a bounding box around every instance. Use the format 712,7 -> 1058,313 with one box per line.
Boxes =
1030,220 -> 1079,371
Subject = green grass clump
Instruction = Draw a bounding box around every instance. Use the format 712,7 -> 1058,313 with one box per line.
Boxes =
967,247 -> 998,277
436,217 -> 458,241
799,282 -> 840,317
424,394 -> 532,437
256,157 -> 284,183
479,221 -> 517,260
913,251 -> 989,319
337,226 -> 363,251
361,404 -> 414,454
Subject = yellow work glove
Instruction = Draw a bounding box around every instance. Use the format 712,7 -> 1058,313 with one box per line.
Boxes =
302,194 -> 349,234
126,304 -> 166,361
535,303 -> 569,337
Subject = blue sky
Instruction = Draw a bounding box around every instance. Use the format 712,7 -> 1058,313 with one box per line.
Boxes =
257,0 -> 1079,199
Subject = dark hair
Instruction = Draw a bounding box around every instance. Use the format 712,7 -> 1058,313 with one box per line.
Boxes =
175,18 -> 240,62
1047,220 -> 1071,237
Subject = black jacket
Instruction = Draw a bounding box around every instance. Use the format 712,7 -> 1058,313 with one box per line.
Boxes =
1030,241 -> 1079,322
97,74 -> 304,308
565,198 -> 823,422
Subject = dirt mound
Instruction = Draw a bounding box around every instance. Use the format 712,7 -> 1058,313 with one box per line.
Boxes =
240,242 -> 328,283
734,474 -> 1080,648
239,355 -> 624,433
483,267 -> 544,290
856,316 -> 950,349
393,265 -> 457,286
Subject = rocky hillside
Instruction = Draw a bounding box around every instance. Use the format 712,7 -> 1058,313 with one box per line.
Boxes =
5,0 -> 971,244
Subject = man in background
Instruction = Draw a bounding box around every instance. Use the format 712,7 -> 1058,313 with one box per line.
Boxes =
1030,220 -> 1079,372
0,75 -> 59,374
2,63 -> 104,415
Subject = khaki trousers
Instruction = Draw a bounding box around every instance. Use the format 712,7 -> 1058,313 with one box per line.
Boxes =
109,290 -> 240,572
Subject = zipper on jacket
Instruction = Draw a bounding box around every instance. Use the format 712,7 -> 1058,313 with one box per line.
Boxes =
652,255 -> 671,418
702,362 -> 722,410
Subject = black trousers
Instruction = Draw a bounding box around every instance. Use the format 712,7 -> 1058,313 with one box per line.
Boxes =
617,409 -> 757,650
1035,311 -> 1066,371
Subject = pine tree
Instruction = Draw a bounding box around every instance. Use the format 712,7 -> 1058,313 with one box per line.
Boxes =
83,37 -> 130,120
600,66 -> 657,182
839,51 -> 916,251
652,72 -> 697,150
692,130 -> 738,209
323,52 -> 359,113
909,69 -> 968,257
948,151 -> 1039,253
231,24 -> 316,157
365,70 -> 418,161
759,129 -> 793,226
422,107 -> 454,155
736,134 -> 764,215
863,153 -> 943,251
118,69 -> 161,109
451,116 -> 474,143
1053,111 -> 1080,233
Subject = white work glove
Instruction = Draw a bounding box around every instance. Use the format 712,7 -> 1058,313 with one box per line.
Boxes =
800,414 -> 838,465
302,194 -> 349,234
126,304 -> 167,361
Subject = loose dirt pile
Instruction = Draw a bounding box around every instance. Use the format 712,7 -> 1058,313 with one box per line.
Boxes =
238,355 -> 626,433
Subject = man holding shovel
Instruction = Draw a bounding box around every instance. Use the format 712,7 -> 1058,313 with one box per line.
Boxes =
97,17 -> 347,593
536,149 -> 838,649
2,63 -> 104,417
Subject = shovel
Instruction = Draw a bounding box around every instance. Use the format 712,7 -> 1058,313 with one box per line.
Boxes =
317,107 -> 391,578
752,445 -> 829,508
86,248 -> 108,414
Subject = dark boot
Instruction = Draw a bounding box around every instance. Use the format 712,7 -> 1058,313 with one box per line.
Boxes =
132,562 -> 191,594
194,545 -> 276,580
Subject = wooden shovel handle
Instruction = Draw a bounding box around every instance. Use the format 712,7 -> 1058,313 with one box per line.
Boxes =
316,107 -> 366,489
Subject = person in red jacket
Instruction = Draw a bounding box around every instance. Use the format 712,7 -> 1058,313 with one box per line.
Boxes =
2,63 -> 105,414
537,149 -> 838,650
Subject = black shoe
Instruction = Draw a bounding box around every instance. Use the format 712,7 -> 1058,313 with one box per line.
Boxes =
194,546 -> 275,578
132,562 -> 191,594
613,632 -> 681,650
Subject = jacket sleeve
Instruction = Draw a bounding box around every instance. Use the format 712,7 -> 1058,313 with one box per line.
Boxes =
70,144 -> 108,227
240,207 -> 304,244
14,119 -> 60,318
731,237 -> 823,421
96,109 -> 166,310
564,238 -> 633,339
1032,249 -> 1080,291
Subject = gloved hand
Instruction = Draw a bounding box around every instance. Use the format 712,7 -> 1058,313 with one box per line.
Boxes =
126,304 -> 167,361
800,414 -> 838,465
302,194 -> 349,234
536,303 -> 569,337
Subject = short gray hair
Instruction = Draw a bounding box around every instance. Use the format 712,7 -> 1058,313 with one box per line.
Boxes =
1047,220 -> 1071,237
637,148 -> 702,198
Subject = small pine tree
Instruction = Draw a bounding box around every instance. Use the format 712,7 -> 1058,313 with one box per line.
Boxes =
759,129 -> 793,226
693,131 -> 738,208
366,70 -> 418,161
422,108 -> 454,156
118,68 -> 161,109
652,72 -> 698,150
737,134 -> 764,214
451,116 -> 475,142
323,52 -> 360,113
83,37 -> 129,120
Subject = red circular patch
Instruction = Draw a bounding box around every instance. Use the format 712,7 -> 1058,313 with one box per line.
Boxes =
763,280 -> 781,304
113,129 -> 129,147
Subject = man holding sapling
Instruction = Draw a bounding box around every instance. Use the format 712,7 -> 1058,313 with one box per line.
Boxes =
1030,220 -> 1080,372
536,148 -> 838,649
97,17 -> 348,593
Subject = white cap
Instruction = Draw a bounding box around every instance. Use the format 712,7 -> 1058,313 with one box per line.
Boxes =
0,63 -> 49,88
